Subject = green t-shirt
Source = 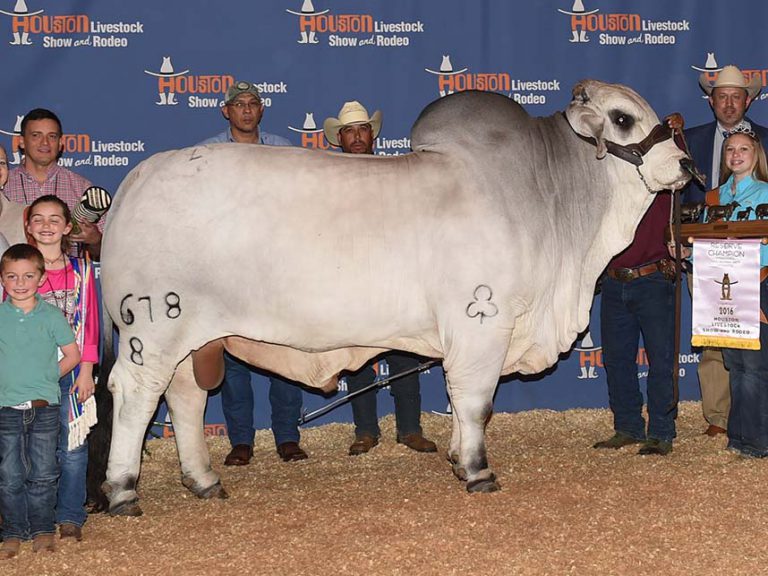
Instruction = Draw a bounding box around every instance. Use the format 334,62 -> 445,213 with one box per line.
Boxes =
0,295 -> 75,406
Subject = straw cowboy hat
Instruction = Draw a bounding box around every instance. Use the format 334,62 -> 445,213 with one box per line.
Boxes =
699,64 -> 762,99
323,101 -> 382,146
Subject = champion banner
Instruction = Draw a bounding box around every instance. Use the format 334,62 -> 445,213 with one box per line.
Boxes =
692,239 -> 761,350
4,0 -> 768,429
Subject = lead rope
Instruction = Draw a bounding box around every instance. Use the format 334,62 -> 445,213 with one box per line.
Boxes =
669,187 -> 682,413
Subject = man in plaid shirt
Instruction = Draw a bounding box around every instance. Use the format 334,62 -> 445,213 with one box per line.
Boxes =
4,109 -> 101,259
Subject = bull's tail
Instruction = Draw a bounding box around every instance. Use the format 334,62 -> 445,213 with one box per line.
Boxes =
86,299 -> 115,513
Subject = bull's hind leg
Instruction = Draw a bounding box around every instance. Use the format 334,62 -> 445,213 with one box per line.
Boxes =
443,339 -> 507,493
165,357 -> 227,500
103,357 -> 171,516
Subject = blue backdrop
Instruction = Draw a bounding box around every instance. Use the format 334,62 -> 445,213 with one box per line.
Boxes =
3,0 -> 767,434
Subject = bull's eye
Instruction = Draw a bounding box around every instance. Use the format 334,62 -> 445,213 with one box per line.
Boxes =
609,110 -> 635,132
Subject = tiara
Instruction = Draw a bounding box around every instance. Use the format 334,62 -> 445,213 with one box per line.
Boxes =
725,125 -> 758,140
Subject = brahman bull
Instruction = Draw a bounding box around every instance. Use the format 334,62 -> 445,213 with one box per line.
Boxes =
99,82 -> 691,515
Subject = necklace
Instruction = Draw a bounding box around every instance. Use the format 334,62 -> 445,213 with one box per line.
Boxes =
44,253 -> 65,267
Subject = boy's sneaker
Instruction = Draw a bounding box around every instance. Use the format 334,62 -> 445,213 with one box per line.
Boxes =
59,523 -> 83,541
32,533 -> 55,553
0,538 -> 21,559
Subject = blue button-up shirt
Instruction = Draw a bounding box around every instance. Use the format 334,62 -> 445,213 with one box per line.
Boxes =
197,128 -> 291,147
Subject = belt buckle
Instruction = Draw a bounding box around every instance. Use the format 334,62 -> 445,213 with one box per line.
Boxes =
614,268 -> 635,282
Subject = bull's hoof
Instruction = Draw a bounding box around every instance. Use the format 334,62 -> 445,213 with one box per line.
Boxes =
466,475 -> 500,494
197,481 -> 228,500
109,500 -> 144,517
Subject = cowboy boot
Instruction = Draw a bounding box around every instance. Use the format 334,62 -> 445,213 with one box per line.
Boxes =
569,30 -> 579,43
10,31 -> 21,45
21,31 -> 31,45
298,30 -> 308,44
579,30 -> 588,42
167,92 -> 178,105
157,92 -> 167,105
308,31 -> 318,44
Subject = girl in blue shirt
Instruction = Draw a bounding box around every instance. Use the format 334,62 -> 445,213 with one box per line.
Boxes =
718,128 -> 768,458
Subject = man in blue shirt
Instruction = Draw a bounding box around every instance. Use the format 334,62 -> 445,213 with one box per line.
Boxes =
198,81 -> 307,465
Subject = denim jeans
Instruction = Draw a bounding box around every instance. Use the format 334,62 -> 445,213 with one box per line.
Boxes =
600,272 -> 676,442
0,405 -> 60,540
346,352 -> 423,438
56,377 -> 88,527
220,352 -> 302,448
722,280 -> 768,457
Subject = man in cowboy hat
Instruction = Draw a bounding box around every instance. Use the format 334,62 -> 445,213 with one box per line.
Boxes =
323,101 -> 437,456
682,65 -> 768,437
197,81 -> 309,465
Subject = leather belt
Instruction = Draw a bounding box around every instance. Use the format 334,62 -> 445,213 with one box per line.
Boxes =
29,400 -> 49,408
607,260 -> 666,282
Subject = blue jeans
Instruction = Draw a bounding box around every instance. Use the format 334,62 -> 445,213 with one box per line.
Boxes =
56,377 -> 88,527
220,352 -> 302,448
723,280 -> 768,457
600,272 -> 676,442
0,405 -> 60,540
346,353 -> 423,438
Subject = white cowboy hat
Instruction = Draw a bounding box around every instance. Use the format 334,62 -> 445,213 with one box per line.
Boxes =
699,64 -> 762,99
690,52 -> 722,73
143,56 -> 189,78
323,101 -> 382,146
425,55 -> 468,76
557,0 -> 599,16
0,0 -> 44,16
288,112 -> 323,134
285,0 -> 329,16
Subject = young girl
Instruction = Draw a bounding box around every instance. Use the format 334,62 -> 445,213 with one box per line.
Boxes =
717,128 -> 768,458
25,194 -> 98,540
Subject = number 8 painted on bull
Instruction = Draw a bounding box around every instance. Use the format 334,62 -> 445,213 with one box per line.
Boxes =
165,292 -> 181,319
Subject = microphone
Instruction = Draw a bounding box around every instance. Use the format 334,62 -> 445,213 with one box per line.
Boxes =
71,186 -> 112,235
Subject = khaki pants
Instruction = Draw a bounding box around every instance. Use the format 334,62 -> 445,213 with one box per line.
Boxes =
688,273 -> 731,428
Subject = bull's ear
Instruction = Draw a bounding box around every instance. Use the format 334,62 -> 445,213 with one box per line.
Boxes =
580,112 -> 607,159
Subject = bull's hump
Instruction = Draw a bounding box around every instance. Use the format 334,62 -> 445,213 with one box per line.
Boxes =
410,91 -> 530,152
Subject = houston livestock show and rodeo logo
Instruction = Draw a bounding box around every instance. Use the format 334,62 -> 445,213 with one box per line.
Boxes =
143,57 -> 289,110
0,113 -> 145,169
0,0 -> 144,47
285,0 -> 425,48
557,0 -> 691,46
424,54 -> 561,106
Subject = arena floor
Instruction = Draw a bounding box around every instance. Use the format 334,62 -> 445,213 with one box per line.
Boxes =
7,401 -> 767,575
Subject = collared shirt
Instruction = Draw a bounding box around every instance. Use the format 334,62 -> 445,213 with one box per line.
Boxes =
0,294 -> 75,407
719,173 -> 768,266
4,162 -> 93,211
197,127 -> 292,147
712,120 -> 752,187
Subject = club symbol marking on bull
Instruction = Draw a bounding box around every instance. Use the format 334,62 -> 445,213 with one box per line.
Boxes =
466,284 -> 498,324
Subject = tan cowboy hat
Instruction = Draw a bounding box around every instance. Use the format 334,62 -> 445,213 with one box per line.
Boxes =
323,101 -> 382,146
699,64 -> 762,99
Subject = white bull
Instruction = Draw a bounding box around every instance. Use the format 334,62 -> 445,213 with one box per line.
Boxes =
100,82 -> 690,515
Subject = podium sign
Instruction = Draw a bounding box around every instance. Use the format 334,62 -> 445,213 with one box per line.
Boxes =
692,239 -> 761,350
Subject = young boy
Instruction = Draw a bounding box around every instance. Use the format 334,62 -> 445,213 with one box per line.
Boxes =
0,244 -> 80,558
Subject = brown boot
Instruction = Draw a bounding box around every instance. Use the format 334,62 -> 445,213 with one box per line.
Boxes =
224,444 -> 253,466
348,434 -> 379,456
0,538 -> 21,559
32,533 -> 56,553
397,432 -> 438,453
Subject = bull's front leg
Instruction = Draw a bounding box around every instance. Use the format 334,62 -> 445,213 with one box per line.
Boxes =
103,357 -> 170,516
443,337 -> 507,493
165,357 -> 227,500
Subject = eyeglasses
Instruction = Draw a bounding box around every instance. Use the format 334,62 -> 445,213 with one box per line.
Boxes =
229,100 -> 261,110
